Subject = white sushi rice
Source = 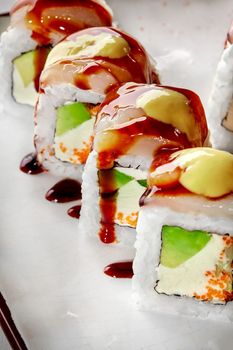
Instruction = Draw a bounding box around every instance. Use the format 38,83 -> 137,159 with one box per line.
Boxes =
207,44 -> 233,153
35,84 -> 104,181
79,150 -> 138,246
0,26 -> 36,116
132,204 -> 233,322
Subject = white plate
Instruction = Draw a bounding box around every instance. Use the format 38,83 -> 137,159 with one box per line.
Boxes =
1,1 -> 233,349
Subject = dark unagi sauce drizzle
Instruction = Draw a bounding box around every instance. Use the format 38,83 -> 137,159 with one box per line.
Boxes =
33,47 -> 51,91
20,152 -> 44,175
11,0 -> 112,45
67,205 -> 82,219
98,170 -> 117,244
97,124 -> 189,244
40,27 -> 159,90
98,118 -> 190,169
97,84 -> 207,145
104,261 -> 133,278
73,26 -> 160,87
45,179 -> 82,203
96,84 -> 206,244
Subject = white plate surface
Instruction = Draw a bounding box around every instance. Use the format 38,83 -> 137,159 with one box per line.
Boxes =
1,1 -> 233,349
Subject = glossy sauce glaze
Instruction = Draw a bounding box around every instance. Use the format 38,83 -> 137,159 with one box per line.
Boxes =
96,83 -> 207,145
11,0 -> 112,45
67,205 -> 82,219
41,27 -> 159,93
97,118 -> 191,169
45,179 -> 82,203
104,261 -> 133,278
139,149 -> 190,206
95,84 -> 208,244
20,152 -> 44,175
143,148 -> 233,205
33,47 -> 51,92
98,170 -> 118,243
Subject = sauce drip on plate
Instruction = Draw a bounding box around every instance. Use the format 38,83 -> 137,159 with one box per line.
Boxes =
46,179 -> 82,203
20,153 -> 44,175
104,261 -> 133,278
67,205 -> 82,219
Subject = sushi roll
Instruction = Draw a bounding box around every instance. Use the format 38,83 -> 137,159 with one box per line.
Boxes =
0,0 -> 113,115
79,83 -> 208,246
35,28 -> 158,180
133,148 -> 233,321
207,21 -> 233,152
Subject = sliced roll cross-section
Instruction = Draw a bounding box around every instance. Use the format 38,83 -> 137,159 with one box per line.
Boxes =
79,83 -> 208,246
34,28 -> 158,180
133,148 -> 233,322
0,0 -> 113,113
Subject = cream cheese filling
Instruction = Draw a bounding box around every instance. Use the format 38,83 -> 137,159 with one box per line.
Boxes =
12,65 -> 38,106
114,168 -> 147,228
54,118 -> 95,165
156,233 -> 233,303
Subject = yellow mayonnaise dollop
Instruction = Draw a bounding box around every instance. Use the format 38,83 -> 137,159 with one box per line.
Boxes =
151,148 -> 233,198
46,33 -> 130,66
136,88 -> 198,143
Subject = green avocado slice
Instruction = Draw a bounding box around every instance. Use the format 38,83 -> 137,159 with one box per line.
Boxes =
99,168 -> 146,198
114,169 -> 134,188
14,51 -> 36,87
55,102 -> 91,136
160,225 -> 211,268
13,48 -> 50,87
98,169 -> 134,193
137,179 -> 147,188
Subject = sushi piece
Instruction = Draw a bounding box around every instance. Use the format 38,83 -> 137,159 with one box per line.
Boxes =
0,0 -> 113,114
133,148 -> 233,321
35,28 -> 158,180
207,21 -> 233,152
79,83 -> 208,246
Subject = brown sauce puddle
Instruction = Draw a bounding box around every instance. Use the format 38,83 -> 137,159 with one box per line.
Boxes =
104,261 -> 133,279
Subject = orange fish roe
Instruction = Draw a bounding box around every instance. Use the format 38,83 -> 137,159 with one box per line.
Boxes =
48,145 -> 55,157
72,137 -> 93,164
219,249 -> 225,261
194,270 -> 232,303
115,212 -> 138,228
222,236 -> 233,245
193,235 -> 233,303
39,147 -> 46,155
59,142 -> 68,154
88,104 -> 99,116
98,151 -> 118,169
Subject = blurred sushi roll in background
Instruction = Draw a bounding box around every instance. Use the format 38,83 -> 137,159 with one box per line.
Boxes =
207,21 -> 233,153
133,148 -> 233,321
34,28 -> 158,180
79,82 -> 208,246
0,0 -> 113,115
